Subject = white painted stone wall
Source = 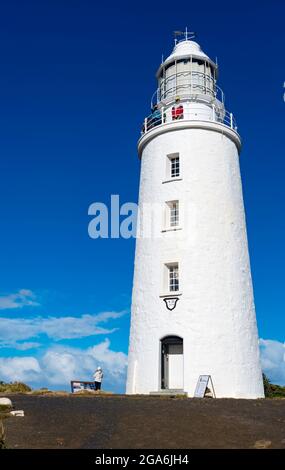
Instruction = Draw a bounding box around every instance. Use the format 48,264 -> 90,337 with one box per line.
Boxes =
126,123 -> 264,398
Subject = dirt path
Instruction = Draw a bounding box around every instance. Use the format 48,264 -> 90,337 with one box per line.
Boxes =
2,395 -> 285,449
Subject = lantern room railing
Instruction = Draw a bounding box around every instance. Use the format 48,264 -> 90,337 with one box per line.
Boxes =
141,103 -> 238,136
151,71 -> 225,108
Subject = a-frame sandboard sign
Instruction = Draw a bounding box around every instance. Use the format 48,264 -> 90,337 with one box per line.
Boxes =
194,375 -> 216,398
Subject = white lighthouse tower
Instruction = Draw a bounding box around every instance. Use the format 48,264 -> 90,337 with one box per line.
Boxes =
126,30 -> 264,398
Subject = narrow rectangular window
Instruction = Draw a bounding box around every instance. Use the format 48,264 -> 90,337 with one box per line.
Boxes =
170,201 -> 179,227
170,156 -> 180,178
168,264 -> 179,292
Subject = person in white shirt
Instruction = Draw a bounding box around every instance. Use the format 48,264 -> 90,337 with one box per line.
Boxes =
93,366 -> 103,391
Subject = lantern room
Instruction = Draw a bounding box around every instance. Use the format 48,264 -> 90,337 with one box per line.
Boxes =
142,29 -> 238,136
152,30 -> 224,107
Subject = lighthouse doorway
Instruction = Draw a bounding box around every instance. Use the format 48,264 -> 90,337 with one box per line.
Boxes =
161,336 -> 183,390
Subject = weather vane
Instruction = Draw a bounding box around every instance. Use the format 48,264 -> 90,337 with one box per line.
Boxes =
173,27 -> 196,44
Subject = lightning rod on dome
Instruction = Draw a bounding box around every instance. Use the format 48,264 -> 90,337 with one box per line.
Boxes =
173,27 -> 196,45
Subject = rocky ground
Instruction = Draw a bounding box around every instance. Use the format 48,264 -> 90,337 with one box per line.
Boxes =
1,394 -> 285,449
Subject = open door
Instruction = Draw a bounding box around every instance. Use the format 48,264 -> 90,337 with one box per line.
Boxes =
161,336 -> 183,390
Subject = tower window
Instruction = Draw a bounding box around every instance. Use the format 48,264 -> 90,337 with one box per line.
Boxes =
170,156 -> 180,178
165,153 -> 181,182
168,264 -> 179,292
167,200 -> 179,227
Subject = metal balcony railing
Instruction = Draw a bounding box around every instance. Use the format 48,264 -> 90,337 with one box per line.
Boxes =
141,104 -> 238,135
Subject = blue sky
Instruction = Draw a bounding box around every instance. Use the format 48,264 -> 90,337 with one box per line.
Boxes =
0,0 -> 284,392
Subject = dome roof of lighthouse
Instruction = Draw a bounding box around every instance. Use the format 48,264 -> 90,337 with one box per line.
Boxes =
156,40 -> 217,77
168,40 -> 210,62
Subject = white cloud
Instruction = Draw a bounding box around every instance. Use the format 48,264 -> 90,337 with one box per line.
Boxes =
0,310 -> 126,346
89,339 -> 128,377
0,289 -> 39,310
42,350 -> 79,385
41,339 -> 128,387
0,356 -> 41,382
260,338 -> 285,385
0,339 -> 128,392
0,341 -> 42,351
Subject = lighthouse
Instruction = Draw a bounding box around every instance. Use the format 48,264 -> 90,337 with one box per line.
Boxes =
126,30 -> 264,398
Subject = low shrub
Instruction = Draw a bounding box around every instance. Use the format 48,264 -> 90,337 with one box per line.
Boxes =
0,381 -> 32,393
263,374 -> 285,398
